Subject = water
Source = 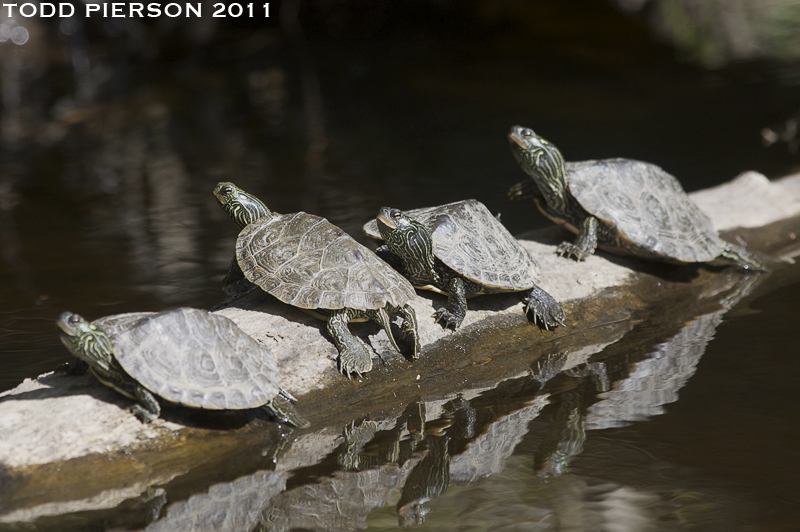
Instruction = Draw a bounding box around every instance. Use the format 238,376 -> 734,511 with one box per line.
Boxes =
11,264 -> 796,531
1,1 -> 799,529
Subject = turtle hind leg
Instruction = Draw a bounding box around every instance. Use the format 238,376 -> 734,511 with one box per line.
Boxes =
521,285 -> 566,330
718,242 -> 775,272
366,307 -> 402,355
433,277 -> 468,330
557,216 -> 598,261
131,385 -> 161,423
393,304 -> 421,360
264,392 -> 309,428
327,309 -> 373,378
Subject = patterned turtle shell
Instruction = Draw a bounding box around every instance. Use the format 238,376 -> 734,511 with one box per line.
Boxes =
99,308 -> 281,410
364,199 -> 541,291
236,211 -> 416,310
564,159 -> 722,262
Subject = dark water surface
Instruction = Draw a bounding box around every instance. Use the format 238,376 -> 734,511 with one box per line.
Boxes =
361,264 -> 800,531
13,262 -> 799,531
1,1 -> 800,529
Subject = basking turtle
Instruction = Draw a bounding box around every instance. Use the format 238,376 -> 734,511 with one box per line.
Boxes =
363,199 -> 564,330
57,308 -> 307,427
508,125 -> 770,270
214,182 -> 420,378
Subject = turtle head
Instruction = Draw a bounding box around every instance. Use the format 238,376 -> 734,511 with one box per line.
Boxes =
508,126 -> 568,199
534,450 -> 570,481
397,502 -> 430,527
214,182 -> 273,230
57,312 -> 114,370
376,207 -> 435,275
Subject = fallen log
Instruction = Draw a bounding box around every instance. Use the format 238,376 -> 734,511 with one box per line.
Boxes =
1,170 -> 799,526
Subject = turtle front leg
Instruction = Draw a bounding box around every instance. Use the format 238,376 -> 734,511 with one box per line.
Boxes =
521,285 -> 566,330
327,309 -> 373,378
223,256 -> 256,298
557,216 -> 598,261
130,385 -> 161,423
57,358 -> 89,375
508,178 -> 544,202
366,307 -> 402,354
433,277 -> 468,330
375,245 -> 404,272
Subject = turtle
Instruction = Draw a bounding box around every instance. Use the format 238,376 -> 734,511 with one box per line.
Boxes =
362,199 -> 565,331
213,182 -> 421,378
57,307 -> 307,427
507,125 -> 771,270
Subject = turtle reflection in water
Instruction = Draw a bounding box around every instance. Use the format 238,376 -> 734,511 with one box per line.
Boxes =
508,126 -> 771,270
214,182 -> 421,378
336,400 -> 477,527
363,200 -> 564,331
532,359 -> 610,479
337,402 -> 429,473
57,308 -> 307,427
396,431 -> 451,527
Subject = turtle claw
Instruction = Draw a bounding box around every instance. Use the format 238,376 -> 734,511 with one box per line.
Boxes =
523,286 -> 566,330
556,242 -> 591,261
338,346 -> 372,379
432,308 -> 464,331
529,305 -> 565,331
265,394 -> 309,428
527,302 -> 566,330
130,404 -> 159,423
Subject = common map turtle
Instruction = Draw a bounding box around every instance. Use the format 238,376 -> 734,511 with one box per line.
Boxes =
363,199 -> 564,330
57,307 -> 306,427
508,125 -> 770,270
214,182 -> 421,378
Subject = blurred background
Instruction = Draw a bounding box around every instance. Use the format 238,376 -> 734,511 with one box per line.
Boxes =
1,0 -> 799,390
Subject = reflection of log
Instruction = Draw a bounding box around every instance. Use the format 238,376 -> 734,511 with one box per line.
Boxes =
261,395 -> 549,531
450,396 -> 549,484
262,461 -> 421,532
587,311 -> 726,429
396,434 -> 451,527
0,172 -> 799,525
116,268 -> 774,532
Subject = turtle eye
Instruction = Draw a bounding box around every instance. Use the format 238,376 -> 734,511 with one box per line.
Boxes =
68,315 -> 80,325
222,185 -> 233,195
522,128 -> 533,137
391,211 -> 401,219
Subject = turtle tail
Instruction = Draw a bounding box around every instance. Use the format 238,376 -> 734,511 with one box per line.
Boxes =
718,241 -> 776,272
